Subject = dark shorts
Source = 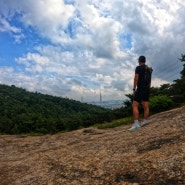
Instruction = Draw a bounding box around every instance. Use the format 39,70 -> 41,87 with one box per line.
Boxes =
134,88 -> 150,103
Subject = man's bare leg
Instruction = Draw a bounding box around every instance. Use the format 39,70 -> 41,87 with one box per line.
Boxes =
142,101 -> 149,125
142,101 -> 149,119
128,101 -> 140,131
132,100 -> 139,120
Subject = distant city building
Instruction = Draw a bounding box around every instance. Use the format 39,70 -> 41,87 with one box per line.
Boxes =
81,96 -> 84,102
100,92 -> 102,104
88,100 -> 124,110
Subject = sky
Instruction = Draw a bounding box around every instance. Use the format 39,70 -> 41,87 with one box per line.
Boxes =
0,0 -> 185,102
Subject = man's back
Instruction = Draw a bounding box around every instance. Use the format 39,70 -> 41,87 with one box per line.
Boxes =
135,64 -> 147,88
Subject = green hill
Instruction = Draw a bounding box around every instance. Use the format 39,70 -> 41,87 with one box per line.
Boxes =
0,84 -> 116,134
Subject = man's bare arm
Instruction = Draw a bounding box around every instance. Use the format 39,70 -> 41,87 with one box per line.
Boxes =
133,74 -> 139,90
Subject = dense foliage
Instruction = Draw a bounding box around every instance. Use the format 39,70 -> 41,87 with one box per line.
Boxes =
0,84 -> 118,134
149,95 -> 174,114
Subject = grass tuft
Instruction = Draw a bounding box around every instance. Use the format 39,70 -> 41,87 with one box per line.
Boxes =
95,117 -> 132,129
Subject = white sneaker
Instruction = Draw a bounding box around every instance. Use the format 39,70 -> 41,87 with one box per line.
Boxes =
141,122 -> 147,127
128,125 -> 140,132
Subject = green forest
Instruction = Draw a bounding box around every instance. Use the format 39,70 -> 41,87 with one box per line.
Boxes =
0,54 -> 185,134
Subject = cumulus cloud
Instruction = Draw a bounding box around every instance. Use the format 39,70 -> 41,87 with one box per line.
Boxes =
0,0 -> 185,101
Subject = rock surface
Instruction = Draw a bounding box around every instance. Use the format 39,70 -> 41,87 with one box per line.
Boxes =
0,107 -> 185,185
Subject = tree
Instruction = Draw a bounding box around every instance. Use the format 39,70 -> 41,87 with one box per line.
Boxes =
149,95 -> 174,114
178,54 -> 185,77
170,54 -> 185,104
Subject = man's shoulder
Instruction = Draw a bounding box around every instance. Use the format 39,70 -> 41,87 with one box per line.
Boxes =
135,65 -> 146,72
136,64 -> 146,68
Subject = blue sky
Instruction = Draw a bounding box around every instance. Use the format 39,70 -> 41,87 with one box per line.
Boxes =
0,0 -> 185,102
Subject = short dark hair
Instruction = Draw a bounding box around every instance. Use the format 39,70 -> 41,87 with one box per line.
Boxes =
138,56 -> 146,63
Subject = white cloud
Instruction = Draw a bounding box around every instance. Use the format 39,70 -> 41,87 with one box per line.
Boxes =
0,17 -> 20,33
0,0 -> 75,43
0,0 -> 185,101
20,0 -> 75,42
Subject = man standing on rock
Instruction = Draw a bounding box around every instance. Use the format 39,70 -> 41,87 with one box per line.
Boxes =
128,56 -> 152,131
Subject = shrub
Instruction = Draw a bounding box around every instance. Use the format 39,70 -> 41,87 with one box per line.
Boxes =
150,95 -> 174,114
